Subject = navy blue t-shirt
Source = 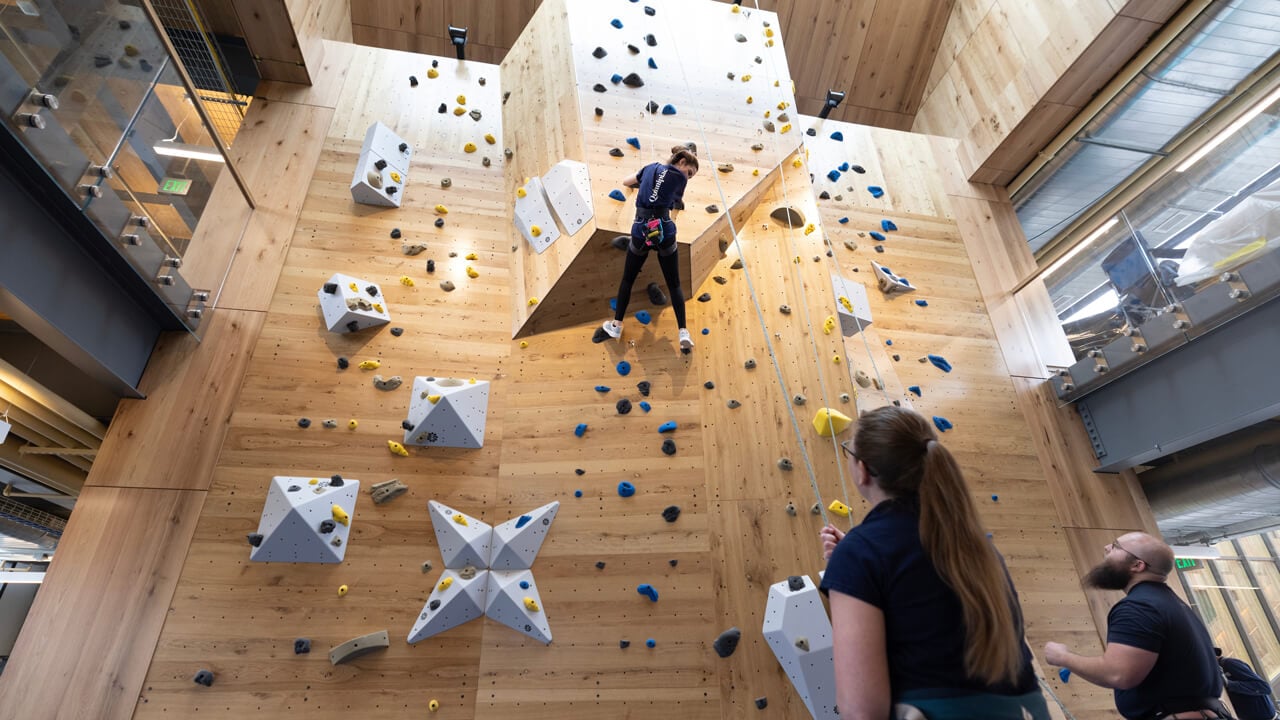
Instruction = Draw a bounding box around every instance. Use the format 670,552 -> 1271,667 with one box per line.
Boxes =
635,162 -> 687,210
819,498 -> 1038,699
1107,581 -> 1223,719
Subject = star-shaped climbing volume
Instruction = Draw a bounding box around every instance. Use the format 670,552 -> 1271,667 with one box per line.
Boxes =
407,500 -> 560,645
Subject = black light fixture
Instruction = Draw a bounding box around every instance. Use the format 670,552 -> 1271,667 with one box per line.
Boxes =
818,89 -> 845,120
448,25 -> 468,61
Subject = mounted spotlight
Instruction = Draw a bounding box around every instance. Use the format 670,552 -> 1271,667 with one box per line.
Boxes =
448,25 -> 468,61
818,90 -> 845,120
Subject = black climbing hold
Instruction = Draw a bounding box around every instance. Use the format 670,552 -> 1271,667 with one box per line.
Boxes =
297,418 -> 311,428
575,468 -> 586,475
93,55 -> 112,68
346,320 -> 360,333
850,165 -> 866,174
644,5 -> 656,15
755,697 -> 768,710
593,83 -> 607,93
714,627 -> 741,658
592,327 -> 613,344
647,282 -> 668,306
390,327 -> 404,337
644,34 -> 657,47
616,398 -> 633,415
119,20 -> 132,29
705,204 -> 719,213
806,128 -> 817,136
595,561 -> 606,569
375,158 -> 387,170
620,640 -> 631,648
669,559 -> 678,567
409,75 -> 418,86
294,638 -> 311,654
646,100 -> 659,114
385,186 -> 397,195
390,228 -> 401,239
713,276 -> 727,285
627,43 -> 640,54
787,575 -> 805,591
611,235 -> 629,251
874,245 -> 885,253
432,59 -> 439,68
438,103 -> 447,113
892,354 -> 900,361
399,142 -> 409,153
662,438 -> 676,456
402,419 -> 414,430
595,107 -> 604,117
426,259 -> 436,272
319,519 -> 336,534
637,381 -> 651,396
330,474 -> 344,486
434,217 -> 445,228
703,381 -> 715,389
592,46 -> 607,58
662,505 -> 681,522
247,533 -> 263,547
622,72 -> 644,88
366,285 -> 379,297
287,485 -> 300,492
609,148 -> 624,157
819,191 -> 830,200
429,599 -> 441,610
322,282 -> 338,294
697,293 -> 711,302
193,670 -> 214,687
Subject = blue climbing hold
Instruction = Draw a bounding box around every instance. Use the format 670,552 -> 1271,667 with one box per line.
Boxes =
932,416 -> 953,432
520,580 -> 530,589
868,186 -> 884,198
626,137 -> 641,149
1058,668 -> 1071,683
595,385 -> 611,392
516,515 -> 532,528
885,339 -> 893,346
646,638 -> 656,648
701,328 -> 709,335
575,423 -> 588,437
636,583 -> 659,601
827,169 -> 841,182
611,73 -> 623,84
907,385 -> 921,397
610,297 -> 618,311
830,131 -> 844,141
661,103 -> 676,115
649,58 -> 658,69
616,360 -> 632,376
839,162 -> 849,172
617,481 -> 636,497
991,494 -> 999,502
881,264 -> 893,274
658,421 -> 677,433
915,299 -> 929,307
609,189 -> 626,202
611,18 -> 623,28
639,401 -> 651,412
575,489 -> 583,497
927,354 -> 952,373
869,231 -> 886,241
881,219 -> 898,232
636,310 -> 652,325
838,217 -> 849,224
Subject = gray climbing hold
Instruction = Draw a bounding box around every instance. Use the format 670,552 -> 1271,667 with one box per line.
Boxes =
370,479 -> 408,505
706,204 -> 719,213
727,399 -> 741,409
609,147 -> 624,157
713,276 -> 727,284
319,519 -> 336,534
787,576 -> 805,591
840,393 -> 850,403
730,258 -> 744,270
755,697 -> 768,709
441,177 -> 451,188
843,239 -> 857,251
785,502 -> 797,516
373,375 -> 403,391
855,370 -> 871,388
390,327 -> 404,337
794,636 -> 809,652
647,282 -> 668,306
440,280 -> 455,291
402,242 -> 427,256
697,293 -> 711,302
482,157 -> 491,167
616,398 -> 632,414
717,163 -> 734,173
770,206 -> 805,227
294,638 -> 311,654
779,305 -> 791,314
793,394 -> 806,406
763,120 -> 775,133
421,561 -> 433,573
727,72 -> 735,80
735,33 -> 747,42
193,669 -> 214,687
322,419 -> 338,428
714,627 -> 741,657
744,358 -> 757,369
811,502 -> 821,514
777,458 -> 793,471
777,112 -> 789,123
297,417 -> 311,428
751,143 -> 764,151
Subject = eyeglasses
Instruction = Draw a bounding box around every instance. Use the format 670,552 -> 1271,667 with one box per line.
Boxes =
840,441 -> 876,477
1108,538 -> 1152,568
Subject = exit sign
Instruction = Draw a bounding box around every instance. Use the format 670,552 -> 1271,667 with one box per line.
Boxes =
159,177 -> 192,196
1176,558 -> 1199,569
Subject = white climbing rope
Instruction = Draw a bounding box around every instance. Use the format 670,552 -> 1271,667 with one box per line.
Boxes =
1038,676 -> 1079,720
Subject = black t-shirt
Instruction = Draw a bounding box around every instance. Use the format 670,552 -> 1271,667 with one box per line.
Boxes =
635,162 -> 687,210
1108,581 -> 1223,718
819,498 -> 1038,698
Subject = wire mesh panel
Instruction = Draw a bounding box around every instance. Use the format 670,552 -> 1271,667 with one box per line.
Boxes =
148,0 -> 248,146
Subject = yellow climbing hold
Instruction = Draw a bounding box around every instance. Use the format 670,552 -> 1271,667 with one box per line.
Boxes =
464,142 -> 477,153
453,107 -> 465,116
452,513 -> 468,526
531,225 -> 542,237
309,478 -> 319,485
741,74 -> 752,82
388,440 -> 409,457
813,407 -> 853,437
428,394 -> 441,404
833,355 -> 842,364
766,39 -> 775,47
466,266 -> 479,278
465,252 -> 478,260
358,360 -> 381,369
399,276 -> 414,287
438,576 -> 453,591
332,504 -> 350,526
731,3 -> 740,11
427,68 -> 439,79
372,303 -> 384,313
792,157 -> 803,168
746,96 -> 753,104
828,500 -> 851,517
752,169 -> 760,176
523,597 -> 541,612
777,101 -> 787,110
456,94 -> 466,105
469,378 -> 476,384
764,110 -> 771,118
517,187 -> 527,198
823,315 -> 836,334
520,341 -> 529,348
839,296 -> 853,312
484,133 -> 496,145
793,256 -> 802,264
804,223 -> 816,235
390,171 -> 402,183
348,419 -> 358,430
527,297 -> 538,306
765,27 -> 775,37
780,123 -> 792,134
338,584 -> 349,596
429,699 -> 440,712
435,204 -> 449,214
348,282 -> 358,292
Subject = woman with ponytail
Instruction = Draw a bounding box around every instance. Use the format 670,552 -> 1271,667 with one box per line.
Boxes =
818,406 -> 1049,720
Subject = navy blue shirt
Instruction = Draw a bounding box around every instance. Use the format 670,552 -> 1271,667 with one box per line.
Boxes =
820,498 -> 1038,698
635,162 -> 687,210
1107,581 -> 1223,719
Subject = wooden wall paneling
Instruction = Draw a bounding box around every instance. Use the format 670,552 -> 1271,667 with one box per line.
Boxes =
256,39 -> 356,107
227,0 -> 310,84
0,487 -> 206,719
190,0 -> 244,37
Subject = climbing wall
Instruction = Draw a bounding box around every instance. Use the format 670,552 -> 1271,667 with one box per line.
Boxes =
131,2 -> 1117,719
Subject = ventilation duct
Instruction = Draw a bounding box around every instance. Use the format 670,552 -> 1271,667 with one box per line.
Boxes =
1143,443 -> 1280,545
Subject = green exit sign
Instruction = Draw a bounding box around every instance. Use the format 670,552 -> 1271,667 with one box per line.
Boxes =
1176,558 -> 1199,569
159,177 -> 192,196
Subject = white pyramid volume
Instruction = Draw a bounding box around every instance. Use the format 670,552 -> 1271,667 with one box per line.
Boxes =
762,574 -> 839,719
350,121 -> 412,208
317,272 -> 391,334
250,476 -> 360,564
407,501 -> 561,646
830,272 -> 874,337
870,259 -> 917,296
427,500 -> 492,569
404,377 -> 490,448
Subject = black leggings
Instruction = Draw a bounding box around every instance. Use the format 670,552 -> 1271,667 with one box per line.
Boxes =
614,247 -> 686,328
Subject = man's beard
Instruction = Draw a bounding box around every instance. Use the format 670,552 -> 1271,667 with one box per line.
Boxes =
1084,560 -> 1133,591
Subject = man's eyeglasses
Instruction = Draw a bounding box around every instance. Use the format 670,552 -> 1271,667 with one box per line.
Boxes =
1108,538 -> 1152,568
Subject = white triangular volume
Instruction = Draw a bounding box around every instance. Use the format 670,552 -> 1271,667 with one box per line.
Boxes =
251,476 -> 360,564
317,272 -> 392,334
489,501 -> 560,571
406,569 -> 490,644
513,176 -> 560,254
830,272 -> 874,337
485,570 -> 552,645
404,377 -> 490,449
870,260 -> 916,296
351,122 -> 411,208
542,160 -> 594,236
427,500 -> 493,569
762,575 -> 839,719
